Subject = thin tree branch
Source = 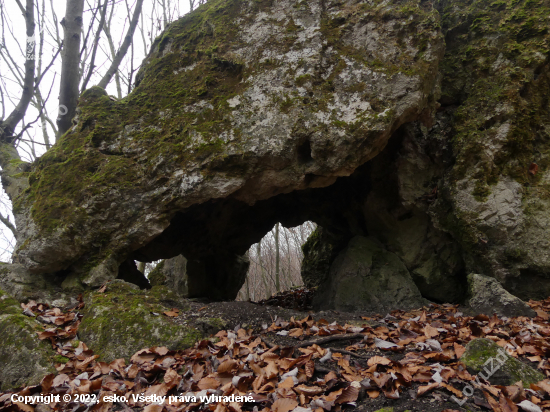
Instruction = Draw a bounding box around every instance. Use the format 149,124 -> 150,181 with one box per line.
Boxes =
80,0 -> 109,92
0,211 -> 16,237
97,0 -> 143,89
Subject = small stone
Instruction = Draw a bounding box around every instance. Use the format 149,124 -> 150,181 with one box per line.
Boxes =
461,338 -> 544,387
466,273 -> 536,318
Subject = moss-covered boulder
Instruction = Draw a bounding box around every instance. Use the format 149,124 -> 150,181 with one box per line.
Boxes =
0,288 -> 55,390
10,0 -> 444,301
313,236 -> 424,312
466,273 -> 536,318
461,338 -> 545,387
78,280 -> 202,362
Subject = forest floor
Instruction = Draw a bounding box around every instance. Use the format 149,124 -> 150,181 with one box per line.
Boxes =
1,287 -> 550,412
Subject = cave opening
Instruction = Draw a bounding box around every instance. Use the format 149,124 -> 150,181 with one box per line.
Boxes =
123,122 -> 467,309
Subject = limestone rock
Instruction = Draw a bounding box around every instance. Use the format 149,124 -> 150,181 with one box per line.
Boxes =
11,0 -> 444,301
466,273 -> 536,318
5,0 -> 550,306
148,255 -> 188,296
461,338 -> 544,387
78,280 -> 202,362
0,263 -> 76,306
313,236 -> 424,313
301,227 -> 348,289
0,288 -> 55,390
363,121 -> 466,302
429,0 -> 550,300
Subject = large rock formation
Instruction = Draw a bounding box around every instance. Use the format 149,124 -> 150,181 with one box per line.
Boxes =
312,236 -> 425,312
303,0 -> 550,307
148,255 -> 189,296
7,0 -> 444,301
2,0 -> 549,308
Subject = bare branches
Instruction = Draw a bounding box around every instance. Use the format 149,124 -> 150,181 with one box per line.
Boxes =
97,0 -> 143,89
0,0 -> 35,144
80,0 -> 108,92
238,222 -> 316,301
0,210 -> 16,237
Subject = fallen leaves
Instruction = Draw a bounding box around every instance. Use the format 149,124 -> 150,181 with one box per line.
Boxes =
3,295 -> 550,412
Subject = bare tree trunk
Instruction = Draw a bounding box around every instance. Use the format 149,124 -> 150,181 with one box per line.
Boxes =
0,0 -> 35,211
257,240 -> 269,299
275,222 -> 280,292
102,4 -> 123,98
137,261 -> 146,273
97,0 -> 144,89
57,0 -> 84,138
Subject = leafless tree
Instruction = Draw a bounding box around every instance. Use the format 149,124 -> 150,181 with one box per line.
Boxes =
238,222 -> 316,301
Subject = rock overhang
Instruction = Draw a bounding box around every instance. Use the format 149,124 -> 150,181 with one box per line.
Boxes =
12,0 -> 445,287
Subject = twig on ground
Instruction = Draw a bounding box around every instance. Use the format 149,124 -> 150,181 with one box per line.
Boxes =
331,348 -> 369,360
293,333 -> 366,349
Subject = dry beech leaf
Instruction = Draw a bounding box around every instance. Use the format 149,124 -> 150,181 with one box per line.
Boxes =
289,328 -> 303,337
367,356 -> 392,367
374,338 -> 398,349
143,405 -> 164,412
40,374 -> 55,392
417,382 -> 439,397
535,309 -> 549,320
198,376 -> 220,390
367,390 -> 380,399
279,377 -> 296,389
424,325 -> 439,338
295,385 -> 323,396
271,398 -> 298,412
517,400 -> 542,412
305,360 -> 315,378
454,343 -> 466,359
163,309 -> 179,317
528,163 -> 538,176
52,374 -> 69,387
218,359 -> 238,373
264,361 -> 279,379
443,383 -> 463,398
336,382 -> 360,404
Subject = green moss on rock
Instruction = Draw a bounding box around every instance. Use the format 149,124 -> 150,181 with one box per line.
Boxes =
78,280 -> 202,362
461,338 -> 545,387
